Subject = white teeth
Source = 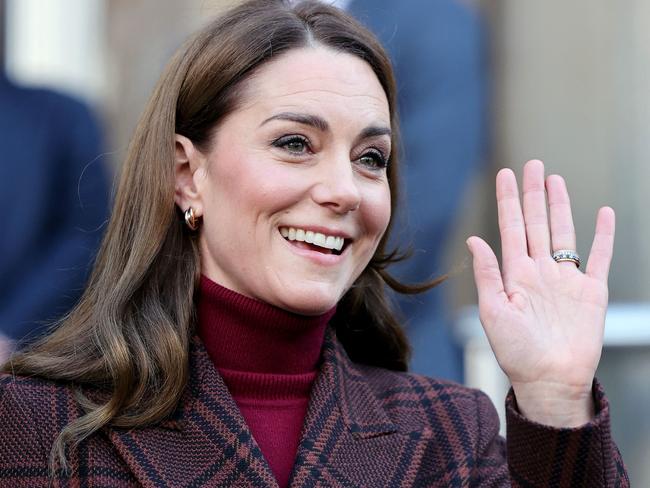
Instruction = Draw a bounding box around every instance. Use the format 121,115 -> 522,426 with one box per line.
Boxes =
313,233 -> 327,247
280,227 -> 347,252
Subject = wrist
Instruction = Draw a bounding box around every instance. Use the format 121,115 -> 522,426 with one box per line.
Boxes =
511,379 -> 595,428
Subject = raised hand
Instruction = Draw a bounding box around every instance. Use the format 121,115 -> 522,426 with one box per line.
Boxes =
467,160 -> 615,427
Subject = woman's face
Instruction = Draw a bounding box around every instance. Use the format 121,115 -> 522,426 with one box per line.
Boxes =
179,46 -> 392,315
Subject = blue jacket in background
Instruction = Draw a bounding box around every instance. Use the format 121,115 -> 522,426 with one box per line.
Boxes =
0,74 -> 110,342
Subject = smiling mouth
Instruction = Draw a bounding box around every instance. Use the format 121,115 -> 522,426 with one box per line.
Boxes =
279,227 -> 347,256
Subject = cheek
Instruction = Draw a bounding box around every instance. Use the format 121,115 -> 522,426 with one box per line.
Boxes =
204,157 -> 307,223
237,167 -> 307,217
363,183 -> 392,237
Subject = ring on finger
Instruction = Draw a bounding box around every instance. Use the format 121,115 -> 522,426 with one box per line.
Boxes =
552,249 -> 580,268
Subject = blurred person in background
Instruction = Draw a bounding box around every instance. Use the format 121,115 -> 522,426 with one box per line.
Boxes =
0,0 -> 110,362
345,0 -> 488,381
0,1 -> 627,486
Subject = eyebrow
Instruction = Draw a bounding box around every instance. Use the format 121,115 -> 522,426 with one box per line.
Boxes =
358,126 -> 392,140
260,112 -> 329,131
260,111 -> 392,140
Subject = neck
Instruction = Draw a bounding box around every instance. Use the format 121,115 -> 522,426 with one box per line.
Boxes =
197,275 -> 335,374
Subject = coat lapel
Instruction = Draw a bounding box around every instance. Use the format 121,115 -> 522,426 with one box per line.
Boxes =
106,337 -> 278,488
106,330 -> 432,487
289,329 -> 416,488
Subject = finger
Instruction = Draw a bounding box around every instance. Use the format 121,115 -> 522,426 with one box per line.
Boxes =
546,174 -> 577,267
585,207 -> 615,281
522,160 -> 551,258
496,168 -> 527,265
467,236 -> 508,326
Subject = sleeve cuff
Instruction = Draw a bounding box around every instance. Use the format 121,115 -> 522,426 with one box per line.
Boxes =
505,378 -> 613,485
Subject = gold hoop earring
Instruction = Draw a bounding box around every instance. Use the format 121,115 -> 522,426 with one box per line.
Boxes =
184,207 -> 200,231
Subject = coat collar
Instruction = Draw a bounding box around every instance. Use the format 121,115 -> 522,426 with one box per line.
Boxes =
318,327 -> 398,438
106,328 -> 402,487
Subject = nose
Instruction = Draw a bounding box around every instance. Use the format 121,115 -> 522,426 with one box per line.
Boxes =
311,155 -> 362,214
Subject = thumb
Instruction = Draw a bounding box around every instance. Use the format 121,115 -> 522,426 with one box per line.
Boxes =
467,236 -> 507,324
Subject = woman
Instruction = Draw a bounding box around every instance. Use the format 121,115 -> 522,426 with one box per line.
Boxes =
0,1 -> 628,487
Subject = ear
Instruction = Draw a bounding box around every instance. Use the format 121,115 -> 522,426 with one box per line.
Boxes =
174,134 -> 207,216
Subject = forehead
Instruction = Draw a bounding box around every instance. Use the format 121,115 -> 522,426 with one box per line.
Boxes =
238,46 -> 390,124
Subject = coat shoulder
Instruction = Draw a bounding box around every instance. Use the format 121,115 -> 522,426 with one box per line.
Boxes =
0,372 -> 81,452
0,373 -> 58,476
352,363 -> 501,439
1,371 -> 77,410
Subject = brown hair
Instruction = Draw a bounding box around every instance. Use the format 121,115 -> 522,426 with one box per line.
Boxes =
4,0 -> 442,473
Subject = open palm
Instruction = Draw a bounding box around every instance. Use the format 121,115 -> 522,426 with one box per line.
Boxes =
468,160 -> 615,426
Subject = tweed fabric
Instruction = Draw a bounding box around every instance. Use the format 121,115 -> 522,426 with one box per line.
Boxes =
0,329 -> 629,487
198,275 -> 332,486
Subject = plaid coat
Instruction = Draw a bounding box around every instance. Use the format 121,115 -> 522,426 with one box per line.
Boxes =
1,329 -> 629,487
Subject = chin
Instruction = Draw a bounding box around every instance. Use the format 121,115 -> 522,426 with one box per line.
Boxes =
272,284 -> 343,316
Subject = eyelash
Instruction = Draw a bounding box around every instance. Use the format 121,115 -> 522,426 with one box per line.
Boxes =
271,134 -> 389,171
272,135 -> 311,155
357,149 -> 389,170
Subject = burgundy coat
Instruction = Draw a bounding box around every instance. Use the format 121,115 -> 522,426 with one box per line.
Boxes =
0,330 -> 629,487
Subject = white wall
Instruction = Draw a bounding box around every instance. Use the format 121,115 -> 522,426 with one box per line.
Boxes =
5,0 -> 107,104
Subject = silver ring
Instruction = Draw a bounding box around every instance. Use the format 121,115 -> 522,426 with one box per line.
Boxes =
552,249 -> 580,268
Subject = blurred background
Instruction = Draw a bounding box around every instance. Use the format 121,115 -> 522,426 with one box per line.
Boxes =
1,0 -> 648,483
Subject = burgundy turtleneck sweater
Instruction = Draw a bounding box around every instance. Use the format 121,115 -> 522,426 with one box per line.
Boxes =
197,276 -> 335,488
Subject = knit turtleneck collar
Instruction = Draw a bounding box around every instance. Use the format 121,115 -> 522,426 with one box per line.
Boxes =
197,275 -> 336,375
